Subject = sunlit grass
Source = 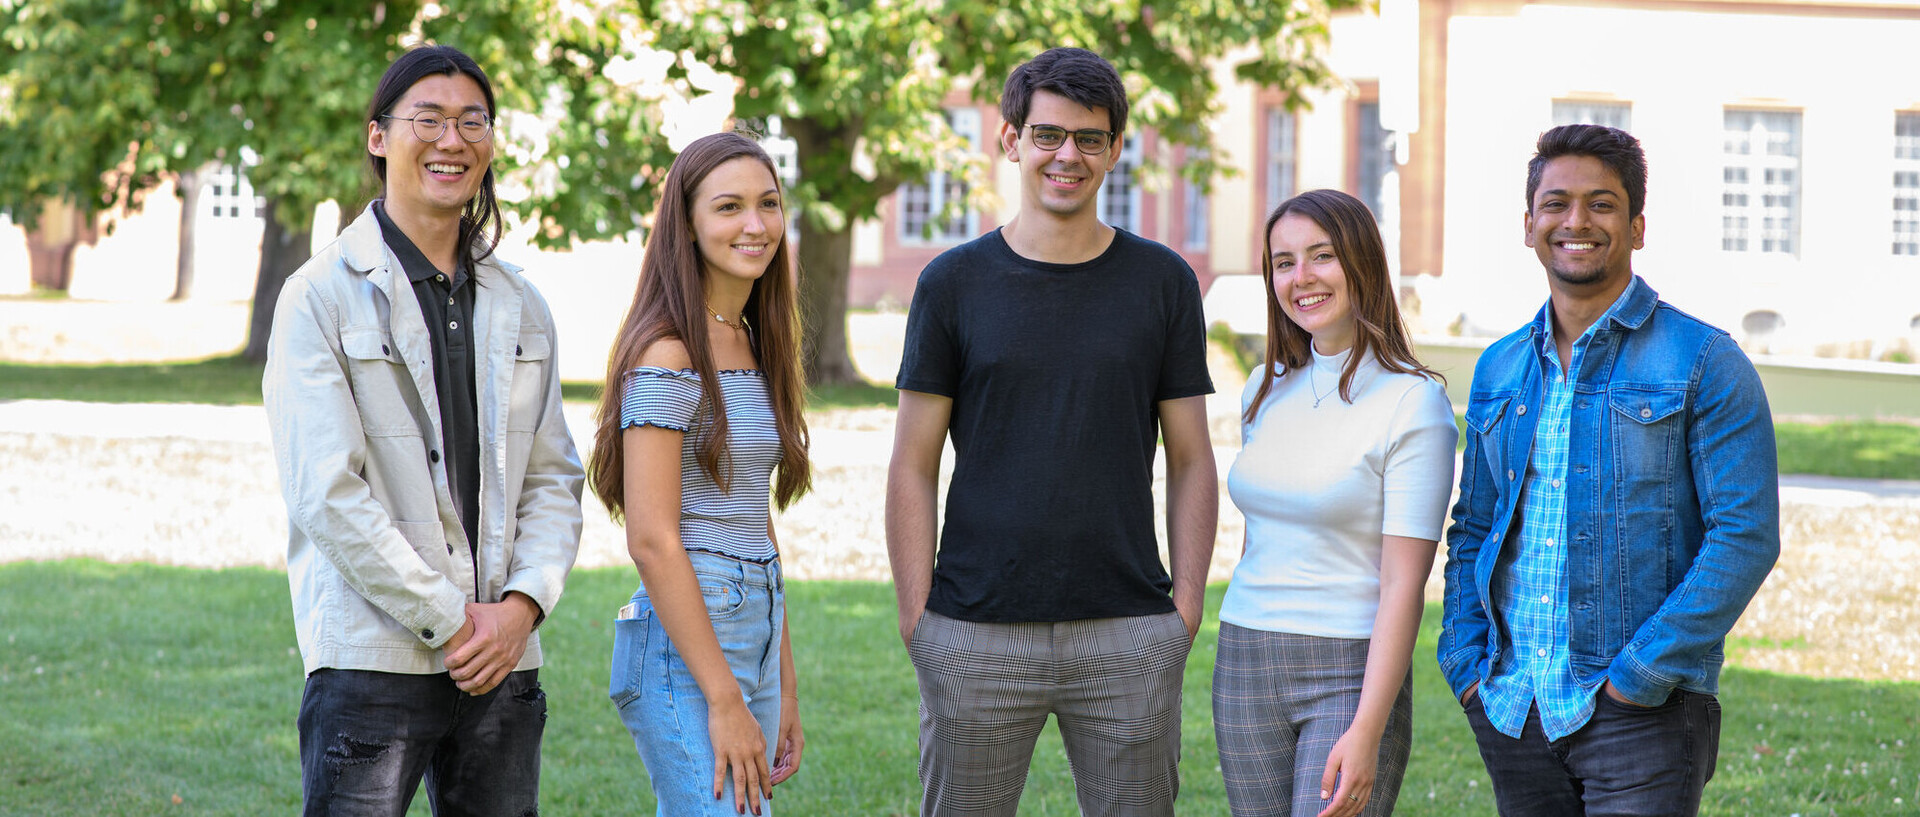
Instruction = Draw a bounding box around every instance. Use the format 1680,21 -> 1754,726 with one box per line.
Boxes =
2,563 -> 1914,815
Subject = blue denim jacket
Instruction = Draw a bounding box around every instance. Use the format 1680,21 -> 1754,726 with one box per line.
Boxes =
1438,278 -> 1780,706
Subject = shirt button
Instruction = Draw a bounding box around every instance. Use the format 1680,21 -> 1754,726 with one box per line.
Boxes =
1552,478 -> 1563,488
447,297 -> 455,306
1518,404 -> 1528,416
430,450 -> 441,463
1538,648 -> 1548,657
449,320 -> 459,330
1640,407 -> 1653,419
437,274 -> 447,283
1540,594 -> 1550,604
1507,469 -> 1516,480
422,628 -> 435,640
1546,538 -> 1555,548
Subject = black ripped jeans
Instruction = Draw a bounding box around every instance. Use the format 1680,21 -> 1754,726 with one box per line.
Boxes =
298,668 -> 546,817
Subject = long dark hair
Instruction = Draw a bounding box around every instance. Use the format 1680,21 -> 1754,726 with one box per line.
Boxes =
365,45 -> 503,267
1244,189 -> 1440,424
590,132 -> 812,520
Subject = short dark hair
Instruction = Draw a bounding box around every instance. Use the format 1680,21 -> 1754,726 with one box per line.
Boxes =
365,45 -> 503,266
1000,47 -> 1129,137
1526,124 -> 1647,219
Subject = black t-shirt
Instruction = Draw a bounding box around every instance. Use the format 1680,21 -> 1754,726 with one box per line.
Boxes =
895,228 -> 1214,623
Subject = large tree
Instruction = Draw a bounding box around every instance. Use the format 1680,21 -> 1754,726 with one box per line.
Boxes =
635,0 -> 1354,385
0,0 -> 672,359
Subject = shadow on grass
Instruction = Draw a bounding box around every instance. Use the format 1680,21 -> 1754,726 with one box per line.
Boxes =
3,563 -> 1914,815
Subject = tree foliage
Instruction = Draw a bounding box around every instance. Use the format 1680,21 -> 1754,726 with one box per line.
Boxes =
632,0 -> 1356,383
1,0 -> 1354,374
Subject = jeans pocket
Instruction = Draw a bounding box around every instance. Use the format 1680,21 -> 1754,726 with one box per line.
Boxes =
699,575 -> 749,620
608,601 -> 653,709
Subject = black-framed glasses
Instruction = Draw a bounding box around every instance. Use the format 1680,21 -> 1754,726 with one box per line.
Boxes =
381,113 -> 493,144
1025,124 -> 1115,155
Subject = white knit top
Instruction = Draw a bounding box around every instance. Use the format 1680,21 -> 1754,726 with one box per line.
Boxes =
1220,347 -> 1458,638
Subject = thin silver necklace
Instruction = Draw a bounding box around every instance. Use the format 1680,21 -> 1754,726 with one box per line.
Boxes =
1307,362 -> 1338,408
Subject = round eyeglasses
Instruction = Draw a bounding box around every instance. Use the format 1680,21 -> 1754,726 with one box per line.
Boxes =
381,113 -> 493,144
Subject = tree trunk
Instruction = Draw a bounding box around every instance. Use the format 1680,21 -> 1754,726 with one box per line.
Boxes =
786,120 -> 864,387
242,197 -> 313,363
796,216 -> 861,386
170,164 -> 211,301
25,198 -> 86,292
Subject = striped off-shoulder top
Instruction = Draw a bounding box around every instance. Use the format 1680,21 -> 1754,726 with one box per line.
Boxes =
618,366 -> 781,563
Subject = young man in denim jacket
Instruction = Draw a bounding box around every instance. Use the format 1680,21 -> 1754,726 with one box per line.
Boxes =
264,46 -> 584,815
1438,124 -> 1779,816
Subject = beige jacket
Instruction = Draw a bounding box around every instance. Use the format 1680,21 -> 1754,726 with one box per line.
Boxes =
264,206 -> 584,676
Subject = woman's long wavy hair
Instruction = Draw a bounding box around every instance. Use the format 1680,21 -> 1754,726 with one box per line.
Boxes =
589,132 -> 811,520
1243,189 -> 1440,424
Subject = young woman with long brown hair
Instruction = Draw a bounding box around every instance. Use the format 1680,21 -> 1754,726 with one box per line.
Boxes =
1214,189 -> 1456,816
590,131 -> 811,816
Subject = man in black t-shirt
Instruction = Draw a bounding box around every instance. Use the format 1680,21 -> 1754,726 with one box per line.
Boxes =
887,47 -> 1218,817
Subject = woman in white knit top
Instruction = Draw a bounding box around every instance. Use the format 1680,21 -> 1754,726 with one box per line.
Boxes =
1215,189 -> 1457,816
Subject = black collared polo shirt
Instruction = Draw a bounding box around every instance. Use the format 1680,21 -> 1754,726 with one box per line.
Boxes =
373,201 -> 480,555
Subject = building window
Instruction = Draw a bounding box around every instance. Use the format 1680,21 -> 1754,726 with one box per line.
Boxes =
1553,100 -> 1632,131
1099,132 -> 1143,234
1183,145 -> 1210,252
1355,102 -> 1394,222
1267,107 -> 1296,212
1722,110 -> 1801,255
1896,112 -> 1920,256
898,108 -> 980,244
1183,181 -> 1209,252
206,164 -> 263,219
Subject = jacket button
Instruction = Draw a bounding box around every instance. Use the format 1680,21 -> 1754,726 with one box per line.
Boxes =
1640,407 -> 1653,418
430,450 -> 441,463
422,628 -> 435,640
1517,404 -> 1527,416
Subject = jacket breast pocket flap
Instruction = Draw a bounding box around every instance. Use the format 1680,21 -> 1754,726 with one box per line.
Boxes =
1609,387 -> 1686,425
341,328 -> 419,437
1464,396 -> 1510,434
515,331 -> 552,361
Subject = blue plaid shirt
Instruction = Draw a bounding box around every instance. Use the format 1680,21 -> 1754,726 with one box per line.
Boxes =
1479,280 -> 1640,740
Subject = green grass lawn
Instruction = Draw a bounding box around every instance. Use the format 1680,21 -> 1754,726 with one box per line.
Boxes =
2,562 -> 1913,815
0,356 -> 902,412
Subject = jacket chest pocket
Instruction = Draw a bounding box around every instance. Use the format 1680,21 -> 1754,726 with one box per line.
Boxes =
1607,386 -> 1687,482
507,330 -> 552,433
1464,395 -> 1513,489
342,328 -> 422,438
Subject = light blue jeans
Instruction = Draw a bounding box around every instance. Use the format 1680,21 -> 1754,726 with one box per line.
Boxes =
610,551 -> 784,816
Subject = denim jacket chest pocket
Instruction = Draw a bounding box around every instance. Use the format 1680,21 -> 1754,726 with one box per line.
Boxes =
1464,394 -> 1516,495
1604,385 -> 1688,494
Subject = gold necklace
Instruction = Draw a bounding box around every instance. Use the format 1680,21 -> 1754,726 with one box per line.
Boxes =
707,305 -> 750,333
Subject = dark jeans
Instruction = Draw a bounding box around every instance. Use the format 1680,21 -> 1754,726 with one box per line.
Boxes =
298,668 -> 546,817
1464,688 -> 1719,817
